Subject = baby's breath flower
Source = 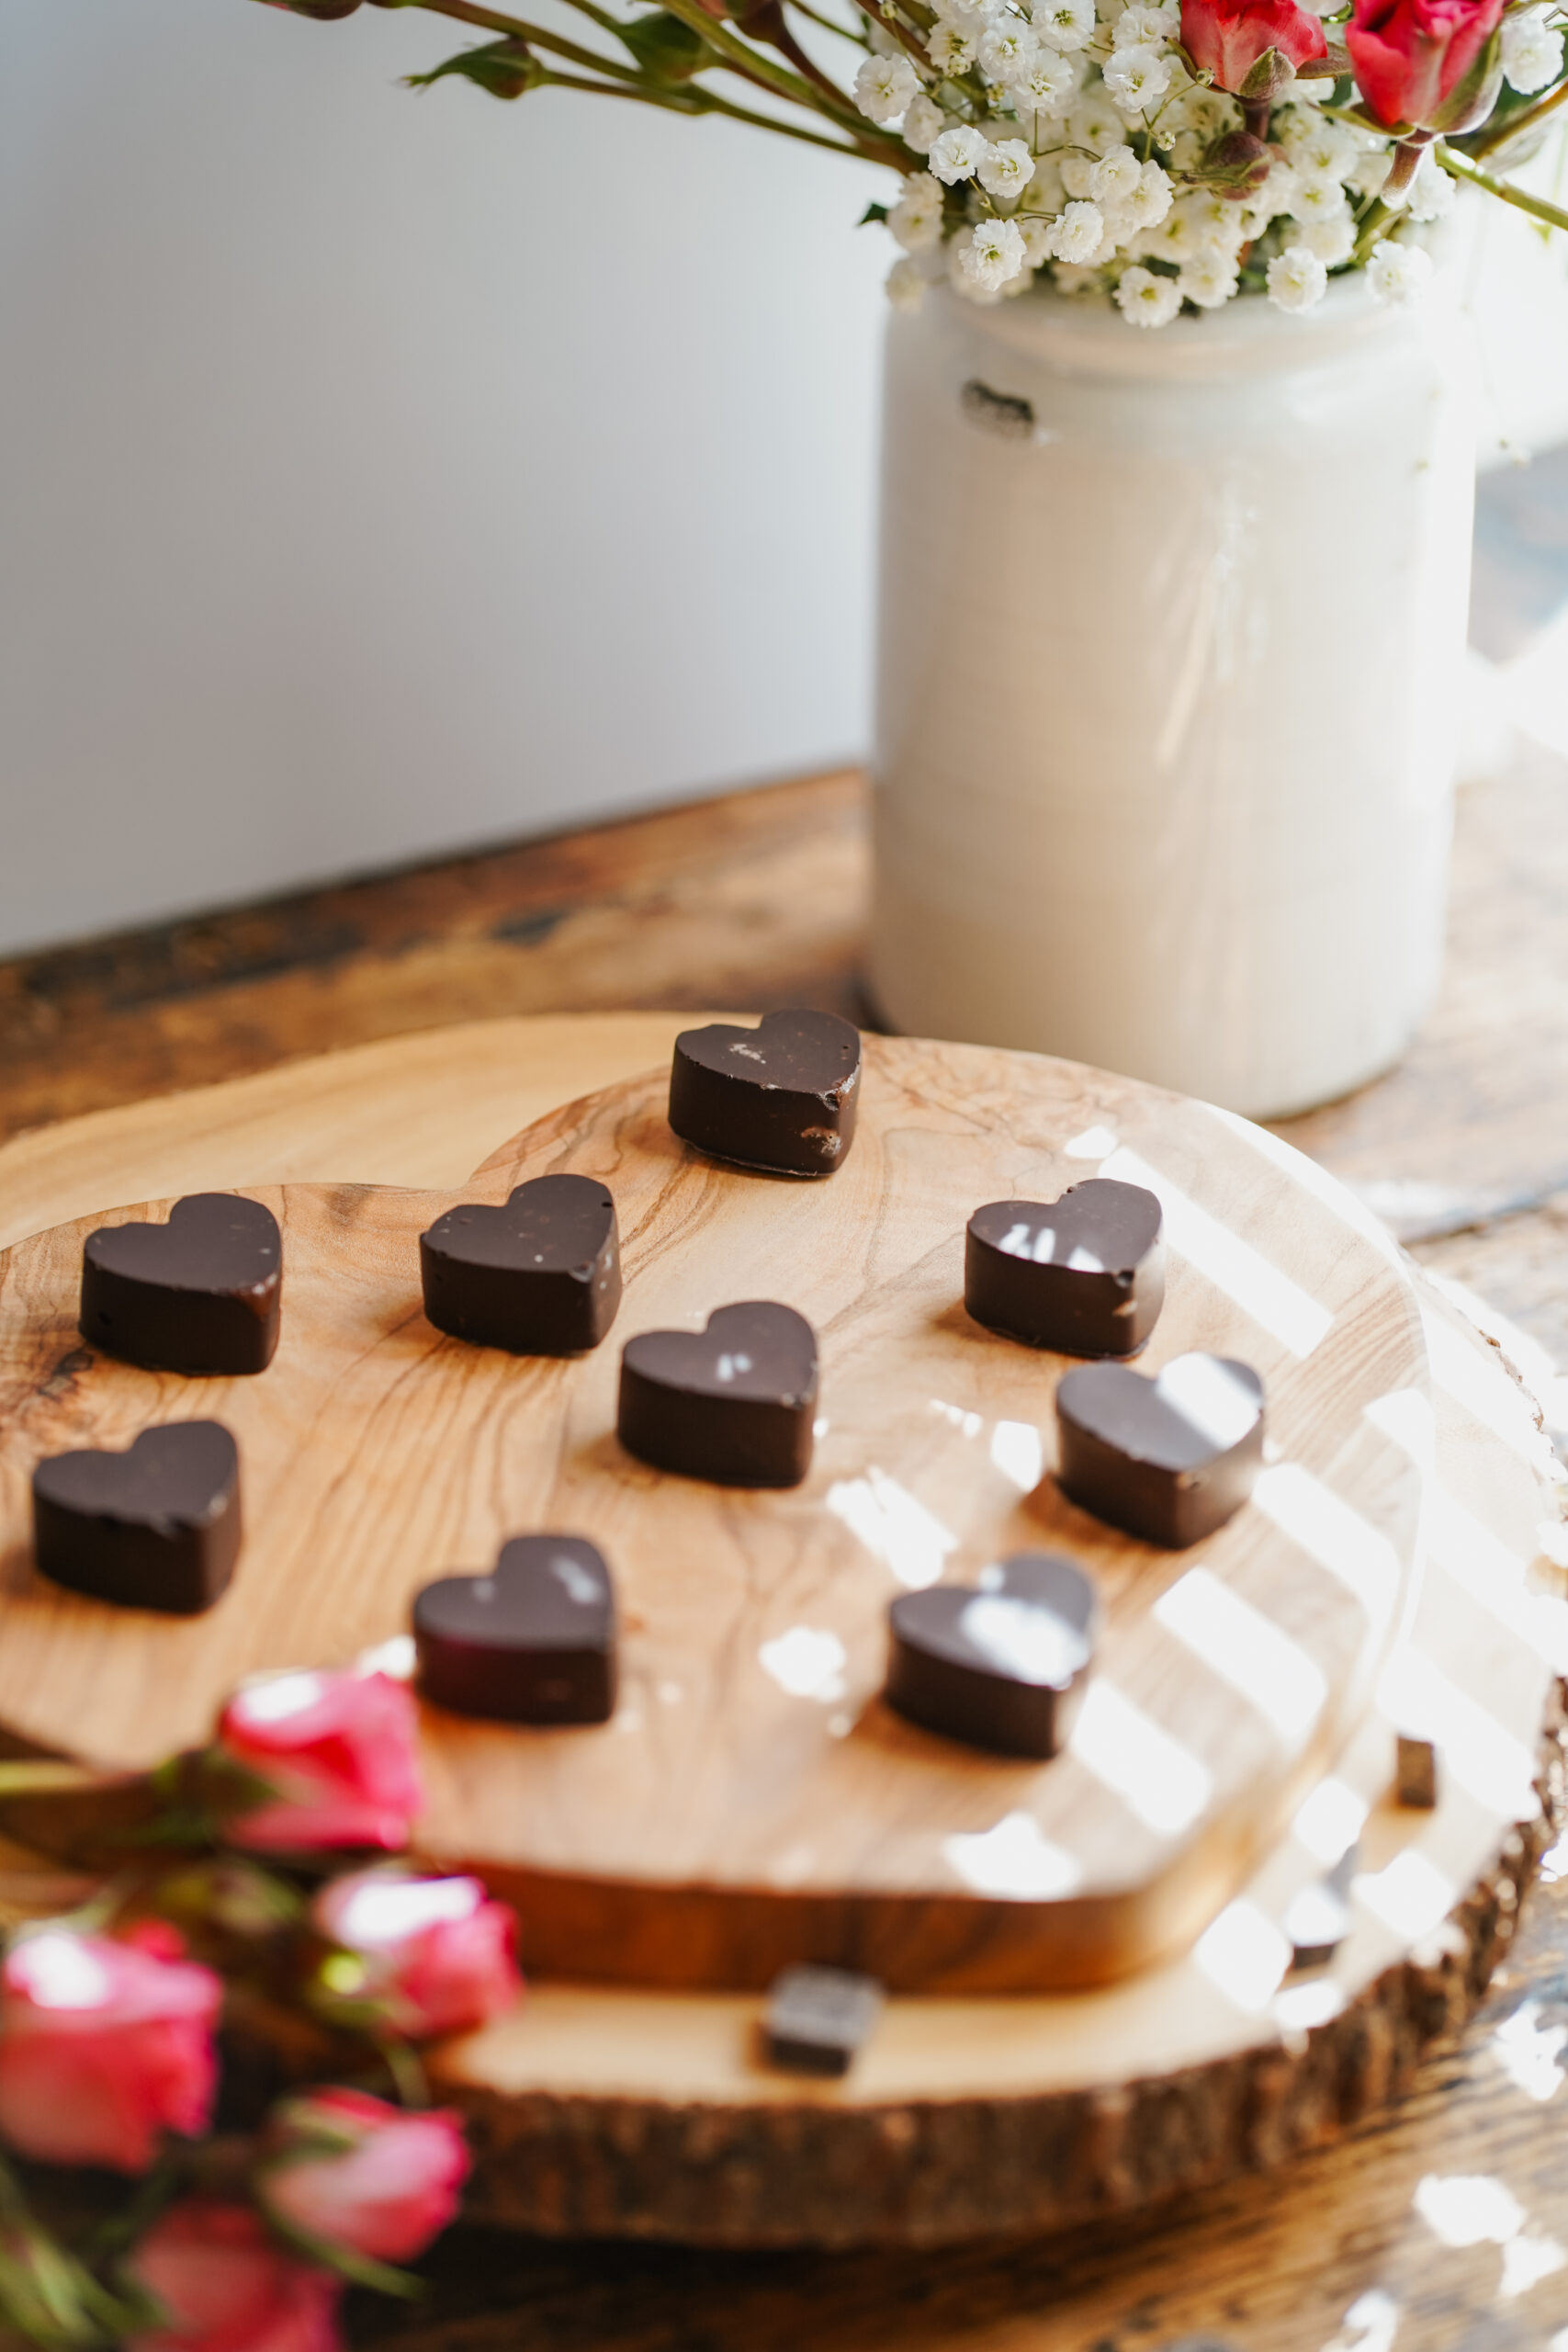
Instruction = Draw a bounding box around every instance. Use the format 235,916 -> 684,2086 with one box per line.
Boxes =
1089,143 -> 1144,204
962,214 -> 1030,286
886,254 -> 930,310
1114,264 -> 1182,324
978,135 -> 1036,195
930,123 -> 992,179
1367,236 -> 1433,308
1122,156 -> 1174,227
1345,145 -> 1393,198
855,53 -> 923,121
1292,208 -> 1356,264
1114,1 -> 1179,40
901,92 -> 949,149
1266,243 -> 1328,311
1017,212 -> 1057,265
1502,6 -> 1564,93
1032,0 -> 1096,48
1068,87 -> 1132,149
1008,48 -> 1078,109
889,171 -> 947,248
1051,196 -> 1107,258
1059,150 -> 1100,196
1179,188 -> 1247,250
927,20 -> 977,70
1102,42 -> 1172,111
1404,150 -> 1455,221
1179,250 -> 1239,308
1289,172 -> 1349,230
1277,107 -> 1358,179
978,16 -> 1041,77
931,0 -> 992,33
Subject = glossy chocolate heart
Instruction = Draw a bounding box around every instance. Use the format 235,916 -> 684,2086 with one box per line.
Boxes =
669,1010 -> 861,1178
886,1551 -> 1097,1758
1055,1352 -> 1265,1548
617,1302 -> 818,1487
965,1179 -> 1164,1357
414,1534 -> 616,1724
81,1193 -> 281,1375
420,1174 -> 621,1354
761,1965 -> 885,2077
32,1421 -> 242,1615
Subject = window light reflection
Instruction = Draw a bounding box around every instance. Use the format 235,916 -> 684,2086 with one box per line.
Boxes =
1069,1679 -> 1213,1835
1100,1145 -> 1333,1360
1252,1464 -> 1401,1628
1155,1567 -> 1327,1740
826,1468 -> 958,1590
942,1812 -> 1082,1899
1192,1898 -> 1291,2012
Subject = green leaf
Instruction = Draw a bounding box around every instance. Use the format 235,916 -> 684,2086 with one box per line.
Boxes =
860,199 -> 891,224
406,38 -> 547,98
616,12 -> 716,81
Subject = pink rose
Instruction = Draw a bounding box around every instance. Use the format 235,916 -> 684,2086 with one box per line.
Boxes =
259,2088 -> 468,2264
1180,0 -> 1328,90
0,1929 -> 220,2174
311,1869 -> 521,2040
1347,0 -> 1503,126
217,1672 -> 422,1854
127,2201 -> 342,2352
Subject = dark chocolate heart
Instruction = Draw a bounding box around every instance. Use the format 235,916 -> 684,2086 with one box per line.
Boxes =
618,1302 -> 818,1487
761,1965 -> 885,2077
32,1421 -> 242,1615
669,1010 -> 861,1178
886,1552 -> 1097,1758
965,1179 -> 1164,1357
420,1175 -> 621,1354
81,1193 -> 281,1375
1055,1352 -> 1265,1549
414,1535 -> 616,1724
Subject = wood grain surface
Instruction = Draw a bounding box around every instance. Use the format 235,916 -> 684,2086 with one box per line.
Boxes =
0,1037 -> 1427,1998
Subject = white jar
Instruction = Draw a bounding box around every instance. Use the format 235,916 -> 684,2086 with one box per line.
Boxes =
869,265 -> 1477,1118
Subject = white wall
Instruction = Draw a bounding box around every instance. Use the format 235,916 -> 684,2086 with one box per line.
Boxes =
0,0 -> 886,956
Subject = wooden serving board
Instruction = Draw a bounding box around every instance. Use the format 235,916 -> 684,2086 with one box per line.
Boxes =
0,1036 -> 1425,1995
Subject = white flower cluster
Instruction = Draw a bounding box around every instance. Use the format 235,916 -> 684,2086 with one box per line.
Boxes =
857,0 -> 1452,326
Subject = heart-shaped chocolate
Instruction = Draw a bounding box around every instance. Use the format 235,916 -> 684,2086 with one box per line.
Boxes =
420,1175 -> 621,1354
81,1194 -> 281,1375
669,1011 -> 861,1178
761,1964 -> 885,2077
1055,1352 -> 1265,1548
965,1179 -> 1164,1357
414,1535 -> 616,1724
886,1552 -> 1097,1759
618,1303 -> 818,1487
32,1421 -> 242,1615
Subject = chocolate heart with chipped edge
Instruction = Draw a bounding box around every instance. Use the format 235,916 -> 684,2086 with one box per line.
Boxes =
761,1965 -> 885,2078
81,1193 -> 281,1374
1056,1352 -> 1265,1549
421,1174 -> 621,1354
886,1552 -> 1097,1759
414,1535 -> 616,1725
669,1010 -> 861,1178
618,1302 -> 818,1487
965,1179 -> 1164,1357
32,1421 -> 242,1615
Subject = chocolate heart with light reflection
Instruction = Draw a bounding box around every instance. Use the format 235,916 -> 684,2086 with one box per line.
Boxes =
420,1174 -> 621,1354
32,1421 -> 242,1615
668,1010 -> 861,1177
886,1552 -> 1097,1759
1055,1352 -> 1265,1549
965,1178 -> 1164,1357
81,1193 -> 281,1374
414,1535 -> 616,1724
617,1302 -> 818,1487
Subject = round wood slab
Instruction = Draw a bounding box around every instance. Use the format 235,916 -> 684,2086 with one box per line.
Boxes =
0,1037 -> 1424,1997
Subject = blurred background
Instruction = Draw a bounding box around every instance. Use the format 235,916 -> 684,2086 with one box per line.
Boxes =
3,0 -> 1568,959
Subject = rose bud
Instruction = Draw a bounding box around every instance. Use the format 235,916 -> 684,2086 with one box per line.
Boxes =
1200,128 -> 1277,192
127,2200 -> 343,2352
311,1868 -> 521,2040
1180,0 -> 1329,94
215,1672 -> 422,1856
0,1928 -> 220,2174
1347,0 -> 1504,129
258,2088 -> 469,2266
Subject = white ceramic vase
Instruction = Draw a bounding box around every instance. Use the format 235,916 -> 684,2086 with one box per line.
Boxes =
869,265 -> 1478,1118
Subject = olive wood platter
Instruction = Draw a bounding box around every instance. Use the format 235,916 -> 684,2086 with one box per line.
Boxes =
0,1035 -> 1426,1996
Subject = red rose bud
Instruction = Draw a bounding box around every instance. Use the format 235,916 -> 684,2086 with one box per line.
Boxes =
311,1868 -> 521,2040
1200,128 -> 1278,190
1346,0 -> 1504,127
259,2089 -> 469,2266
1180,0 -> 1328,93
127,2200 -> 343,2352
260,1 -> 364,16
0,1929 -> 220,2174
216,1672 -> 422,1856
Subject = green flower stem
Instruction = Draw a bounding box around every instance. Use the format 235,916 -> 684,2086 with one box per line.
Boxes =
0,1760 -> 138,1797
543,65 -> 872,151
847,0 -> 930,61
1438,139 -> 1568,229
1466,71 -> 1568,160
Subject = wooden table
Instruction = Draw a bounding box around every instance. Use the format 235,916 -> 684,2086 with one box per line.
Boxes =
6,750 -> 1568,2345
